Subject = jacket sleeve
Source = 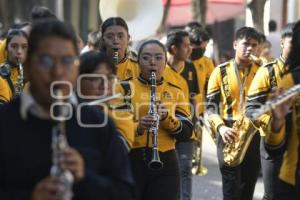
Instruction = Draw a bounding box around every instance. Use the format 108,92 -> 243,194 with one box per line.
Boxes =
206,66 -> 225,133
73,119 -> 135,200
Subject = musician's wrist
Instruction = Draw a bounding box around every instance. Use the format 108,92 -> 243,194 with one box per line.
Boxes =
136,125 -> 144,136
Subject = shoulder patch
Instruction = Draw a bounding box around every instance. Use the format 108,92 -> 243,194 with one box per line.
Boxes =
0,64 -> 11,77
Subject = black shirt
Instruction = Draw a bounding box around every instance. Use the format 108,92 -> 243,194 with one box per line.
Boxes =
0,97 -> 135,200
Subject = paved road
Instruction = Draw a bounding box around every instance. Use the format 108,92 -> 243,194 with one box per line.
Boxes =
192,132 -> 264,200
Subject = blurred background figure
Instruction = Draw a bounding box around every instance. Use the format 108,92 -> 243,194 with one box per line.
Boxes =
80,31 -> 101,54
267,20 -> 281,58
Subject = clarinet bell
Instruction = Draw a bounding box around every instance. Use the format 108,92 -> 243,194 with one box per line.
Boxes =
148,147 -> 163,170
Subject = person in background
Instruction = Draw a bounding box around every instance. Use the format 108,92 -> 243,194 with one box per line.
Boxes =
80,31 -> 101,54
100,17 -> 138,80
0,29 -> 28,103
78,51 -> 134,150
246,22 -> 295,200
267,20 -> 300,200
267,20 -> 281,58
206,27 -> 261,200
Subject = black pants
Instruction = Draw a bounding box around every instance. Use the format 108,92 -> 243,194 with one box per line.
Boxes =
217,133 -> 261,200
129,148 -> 180,200
260,138 -> 283,200
275,178 -> 300,200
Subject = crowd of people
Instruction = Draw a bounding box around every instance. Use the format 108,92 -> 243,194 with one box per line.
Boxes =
0,5 -> 300,200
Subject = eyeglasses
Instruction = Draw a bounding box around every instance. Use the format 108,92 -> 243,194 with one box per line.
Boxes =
33,54 -> 79,70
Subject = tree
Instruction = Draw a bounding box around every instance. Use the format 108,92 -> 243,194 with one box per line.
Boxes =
247,0 -> 267,33
192,0 -> 207,25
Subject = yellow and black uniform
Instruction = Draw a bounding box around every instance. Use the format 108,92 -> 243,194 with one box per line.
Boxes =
164,65 -> 190,101
246,57 -> 288,137
206,59 -> 261,200
105,96 -> 135,149
116,57 -> 139,80
246,57 -> 288,200
192,55 -> 215,115
119,75 -> 193,200
0,39 -> 6,64
265,68 -> 300,199
0,61 -> 21,103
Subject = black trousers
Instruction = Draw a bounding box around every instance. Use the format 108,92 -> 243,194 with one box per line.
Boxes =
275,178 -> 300,200
260,138 -> 283,200
217,133 -> 261,200
129,148 -> 180,200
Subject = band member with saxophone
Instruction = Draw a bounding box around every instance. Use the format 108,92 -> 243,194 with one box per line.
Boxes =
0,20 -> 135,200
118,39 -> 193,200
166,29 -> 201,200
245,23 -> 294,200
0,29 -> 28,103
78,51 -> 134,149
100,17 -> 139,80
266,20 -> 300,200
206,27 -> 261,200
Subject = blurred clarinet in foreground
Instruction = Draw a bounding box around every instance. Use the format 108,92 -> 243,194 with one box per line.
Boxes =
50,89 -> 74,200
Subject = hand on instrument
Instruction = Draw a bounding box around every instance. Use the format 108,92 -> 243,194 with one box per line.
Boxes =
157,104 -> 168,120
60,147 -> 84,183
270,88 -> 296,132
31,176 -> 65,200
137,115 -> 157,135
219,125 -> 238,143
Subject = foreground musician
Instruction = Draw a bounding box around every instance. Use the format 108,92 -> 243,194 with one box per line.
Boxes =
267,20 -> 300,200
206,27 -> 261,200
0,20 -> 134,200
0,29 -> 28,103
118,39 -> 193,200
246,23 -> 294,200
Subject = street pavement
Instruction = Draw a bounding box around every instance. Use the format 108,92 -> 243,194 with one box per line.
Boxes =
192,131 -> 264,200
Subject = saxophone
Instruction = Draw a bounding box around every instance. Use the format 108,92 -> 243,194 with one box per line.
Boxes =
50,89 -> 74,200
15,61 -> 24,96
222,116 -> 258,166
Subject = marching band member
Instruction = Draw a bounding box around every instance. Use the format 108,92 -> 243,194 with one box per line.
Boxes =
246,23 -> 295,200
0,20 -> 135,200
78,51 -> 134,149
118,39 -> 193,200
0,29 -> 28,103
166,29 -> 199,200
186,25 -> 215,118
267,20 -> 300,200
206,27 -> 261,200
100,17 -> 139,80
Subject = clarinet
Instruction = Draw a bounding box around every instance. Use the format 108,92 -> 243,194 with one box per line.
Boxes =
148,71 -> 163,170
112,48 -> 119,66
249,84 -> 300,120
50,89 -> 74,200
